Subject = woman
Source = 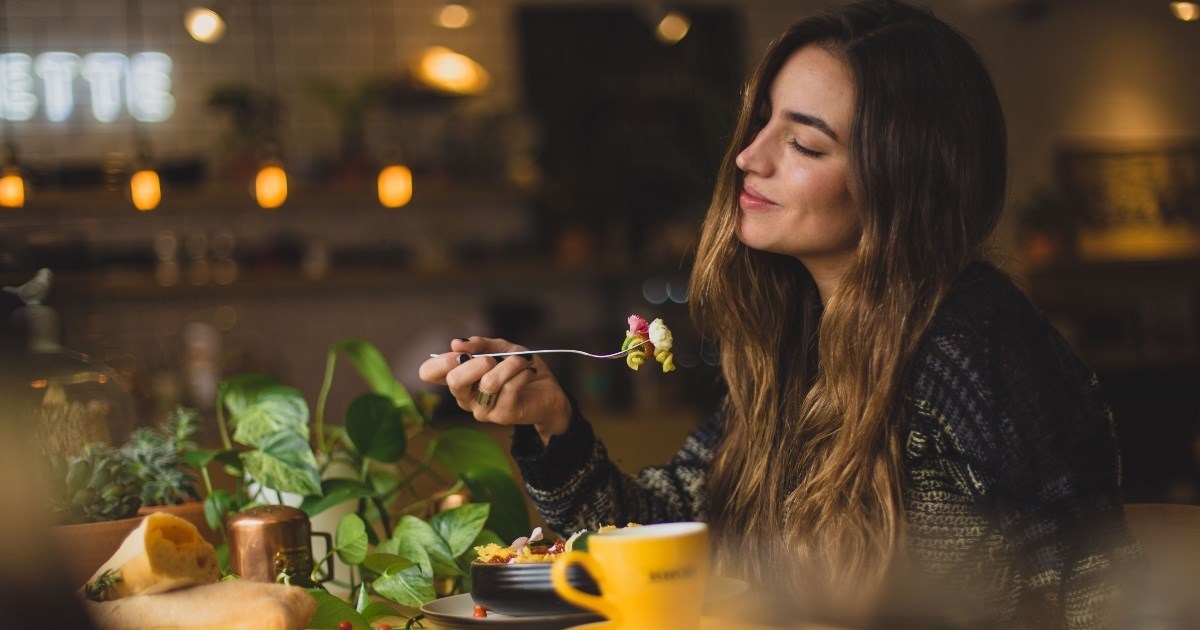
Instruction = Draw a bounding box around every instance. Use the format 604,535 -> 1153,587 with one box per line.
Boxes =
420,0 -> 1139,626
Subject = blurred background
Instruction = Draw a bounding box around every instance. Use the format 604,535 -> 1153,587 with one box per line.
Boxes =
0,0 -> 1197,505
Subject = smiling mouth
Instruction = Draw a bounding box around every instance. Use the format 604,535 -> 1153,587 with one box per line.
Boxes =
738,186 -> 775,210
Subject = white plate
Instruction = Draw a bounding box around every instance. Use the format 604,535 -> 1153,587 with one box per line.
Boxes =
420,576 -> 749,630
420,593 -> 601,630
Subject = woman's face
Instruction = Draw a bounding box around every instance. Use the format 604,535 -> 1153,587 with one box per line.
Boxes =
735,45 -> 860,279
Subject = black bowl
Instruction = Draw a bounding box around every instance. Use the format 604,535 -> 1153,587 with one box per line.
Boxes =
470,561 -> 600,617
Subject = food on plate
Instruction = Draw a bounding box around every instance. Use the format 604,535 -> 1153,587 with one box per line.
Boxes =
474,526 -> 563,564
473,523 -> 641,564
623,315 -> 676,373
83,511 -> 220,601
84,579 -> 316,630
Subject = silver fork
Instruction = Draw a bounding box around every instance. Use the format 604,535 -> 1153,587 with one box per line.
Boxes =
430,340 -> 648,360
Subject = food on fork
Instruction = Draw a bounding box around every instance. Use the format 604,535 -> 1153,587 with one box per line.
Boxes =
623,315 -> 676,373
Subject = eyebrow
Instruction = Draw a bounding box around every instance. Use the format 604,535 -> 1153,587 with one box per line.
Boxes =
783,110 -> 839,142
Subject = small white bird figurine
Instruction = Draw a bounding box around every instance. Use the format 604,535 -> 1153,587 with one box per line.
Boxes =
3,268 -> 53,305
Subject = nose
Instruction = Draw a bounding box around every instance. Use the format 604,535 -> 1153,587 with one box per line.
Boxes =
735,129 -> 770,176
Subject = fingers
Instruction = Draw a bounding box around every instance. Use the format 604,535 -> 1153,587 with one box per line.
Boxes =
421,337 -> 545,424
472,361 -> 540,423
418,336 -> 524,385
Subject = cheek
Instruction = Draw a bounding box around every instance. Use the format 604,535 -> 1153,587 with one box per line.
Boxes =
802,171 -> 860,241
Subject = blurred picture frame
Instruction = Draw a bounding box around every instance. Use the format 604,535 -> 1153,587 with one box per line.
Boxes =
1055,138 -> 1200,261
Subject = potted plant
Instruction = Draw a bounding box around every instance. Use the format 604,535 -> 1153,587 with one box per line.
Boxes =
44,407 -> 210,585
125,407 -> 216,544
194,338 -> 529,629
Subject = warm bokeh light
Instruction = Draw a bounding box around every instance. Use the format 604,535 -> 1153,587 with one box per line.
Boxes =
414,46 -> 489,95
656,11 -> 691,44
378,164 -> 413,208
184,7 -> 226,43
1170,1 -> 1200,21
130,168 -> 161,211
255,162 -> 288,209
435,3 -> 474,29
0,168 -> 24,208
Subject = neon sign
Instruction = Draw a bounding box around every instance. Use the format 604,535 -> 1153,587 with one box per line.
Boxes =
0,52 -> 174,123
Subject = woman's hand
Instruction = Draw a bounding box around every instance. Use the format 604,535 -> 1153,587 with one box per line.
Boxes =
418,336 -> 572,445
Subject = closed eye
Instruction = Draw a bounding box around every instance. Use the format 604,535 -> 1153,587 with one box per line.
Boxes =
788,139 -> 824,158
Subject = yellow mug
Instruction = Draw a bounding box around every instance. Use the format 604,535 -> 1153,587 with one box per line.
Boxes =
551,522 -> 710,630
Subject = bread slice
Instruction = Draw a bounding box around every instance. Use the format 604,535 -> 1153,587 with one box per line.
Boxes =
84,511 -> 220,600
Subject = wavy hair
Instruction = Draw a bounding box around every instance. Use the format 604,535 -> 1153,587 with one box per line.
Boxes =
690,0 -> 1007,607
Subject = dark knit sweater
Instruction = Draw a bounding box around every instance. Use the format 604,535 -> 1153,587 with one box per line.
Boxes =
511,262 -> 1139,628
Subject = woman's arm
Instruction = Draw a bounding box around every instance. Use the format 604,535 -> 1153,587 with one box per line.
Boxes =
510,403 -> 723,535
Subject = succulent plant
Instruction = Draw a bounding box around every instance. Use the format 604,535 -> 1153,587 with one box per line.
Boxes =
121,406 -> 201,507
42,406 -> 204,524
51,442 -> 143,524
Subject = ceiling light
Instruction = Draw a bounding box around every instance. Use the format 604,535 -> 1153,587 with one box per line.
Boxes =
1170,1 -> 1199,21
185,7 -> 226,43
130,167 -> 161,211
378,164 -> 413,208
255,160 -> 287,209
655,11 -> 691,44
435,2 -> 475,29
0,165 -> 24,208
414,47 -> 489,95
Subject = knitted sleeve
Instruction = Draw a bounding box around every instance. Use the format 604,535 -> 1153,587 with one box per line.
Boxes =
910,273 -> 1140,628
509,403 -> 721,536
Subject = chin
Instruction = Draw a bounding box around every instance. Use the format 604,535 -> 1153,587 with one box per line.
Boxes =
736,226 -> 778,255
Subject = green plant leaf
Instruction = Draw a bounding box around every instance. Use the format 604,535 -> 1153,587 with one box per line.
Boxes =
390,515 -> 461,577
241,430 -> 322,497
345,393 -> 407,462
360,601 -> 409,623
461,468 -> 531,543
184,448 -> 220,469
431,426 -> 513,478
213,449 -> 244,474
472,528 -> 507,550
363,552 -> 417,575
335,513 -> 369,565
218,374 -> 281,421
300,478 -> 375,518
306,588 -> 371,630
233,386 -> 310,447
376,530 -> 432,578
204,490 -> 232,532
368,467 -> 400,496
331,339 -> 416,411
373,564 -> 436,609
429,503 -> 490,558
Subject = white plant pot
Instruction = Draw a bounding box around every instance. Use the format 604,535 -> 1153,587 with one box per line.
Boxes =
246,458 -> 358,597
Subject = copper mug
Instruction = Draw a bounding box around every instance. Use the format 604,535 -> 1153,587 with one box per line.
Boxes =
226,505 -> 333,587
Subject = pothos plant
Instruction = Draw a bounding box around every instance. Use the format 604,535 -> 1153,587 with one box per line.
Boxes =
188,338 -> 529,629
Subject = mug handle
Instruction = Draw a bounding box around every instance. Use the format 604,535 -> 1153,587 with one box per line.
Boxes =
312,531 -> 334,583
551,551 -> 621,624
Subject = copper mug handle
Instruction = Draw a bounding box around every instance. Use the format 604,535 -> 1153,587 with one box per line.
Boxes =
227,505 -> 334,587
312,530 -> 335,583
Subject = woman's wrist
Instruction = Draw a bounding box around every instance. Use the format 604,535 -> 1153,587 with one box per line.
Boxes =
532,392 -> 572,446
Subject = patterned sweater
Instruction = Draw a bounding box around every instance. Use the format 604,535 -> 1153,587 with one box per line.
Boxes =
511,263 -> 1140,628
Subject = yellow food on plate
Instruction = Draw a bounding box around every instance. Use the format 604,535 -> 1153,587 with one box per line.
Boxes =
83,511 -> 220,601
85,579 -> 316,630
474,523 -> 642,563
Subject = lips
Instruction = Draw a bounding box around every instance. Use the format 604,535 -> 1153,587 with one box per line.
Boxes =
738,184 -> 776,211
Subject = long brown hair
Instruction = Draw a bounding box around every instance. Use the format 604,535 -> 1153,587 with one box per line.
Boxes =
691,0 -> 1007,607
